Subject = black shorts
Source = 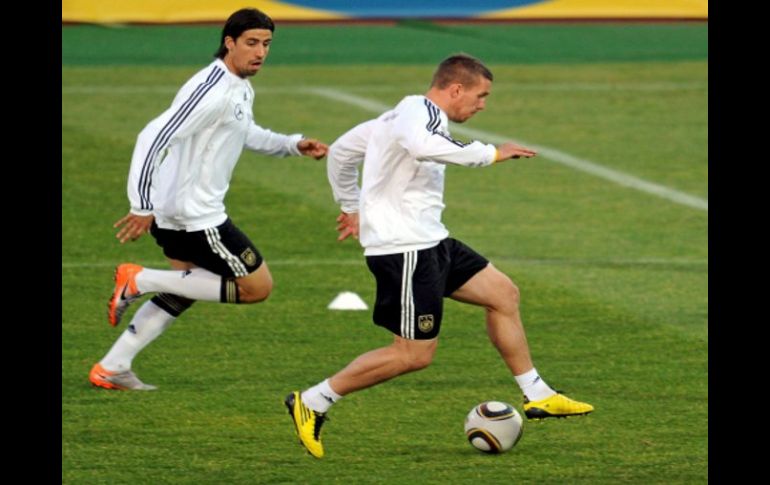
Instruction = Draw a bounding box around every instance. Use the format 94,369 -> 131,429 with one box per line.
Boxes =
365,238 -> 489,340
150,218 -> 263,278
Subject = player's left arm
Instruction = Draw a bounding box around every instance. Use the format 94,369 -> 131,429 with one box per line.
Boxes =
245,123 -> 327,158
297,138 -> 328,160
394,105 -> 533,167
494,142 -> 537,162
400,125 -> 496,167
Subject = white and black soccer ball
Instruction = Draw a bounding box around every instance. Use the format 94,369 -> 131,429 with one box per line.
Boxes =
464,401 -> 523,453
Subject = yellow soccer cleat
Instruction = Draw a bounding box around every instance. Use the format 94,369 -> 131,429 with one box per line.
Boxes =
523,392 -> 594,420
284,391 -> 327,458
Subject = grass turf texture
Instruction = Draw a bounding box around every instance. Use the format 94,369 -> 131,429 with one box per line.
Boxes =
63,23 -> 707,483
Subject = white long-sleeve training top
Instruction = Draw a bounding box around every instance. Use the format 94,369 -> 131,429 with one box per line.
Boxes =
327,95 -> 498,256
126,58 -> 303,231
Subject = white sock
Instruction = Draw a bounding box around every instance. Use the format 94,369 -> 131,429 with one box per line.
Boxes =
136,267 -> 222,302
301,379 -> 343,413
515,368 -> 556,402
100,301 -> 175,372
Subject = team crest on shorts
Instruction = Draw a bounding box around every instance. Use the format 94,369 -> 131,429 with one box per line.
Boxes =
418,314 -> 435,333
241,248 -> 257,266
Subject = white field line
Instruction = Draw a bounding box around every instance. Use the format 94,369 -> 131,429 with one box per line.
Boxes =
307,87 -> 708,212
62,83 -> 708,211
340,81 -> 708,92
477,81 -> 707,92
61,258 -> 707,269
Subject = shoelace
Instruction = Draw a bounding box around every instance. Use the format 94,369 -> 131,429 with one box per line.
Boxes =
523,389 -> 565,404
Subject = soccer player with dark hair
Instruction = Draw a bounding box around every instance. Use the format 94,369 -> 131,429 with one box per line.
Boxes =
89,8 -> 328,390
285,54 -> 593,458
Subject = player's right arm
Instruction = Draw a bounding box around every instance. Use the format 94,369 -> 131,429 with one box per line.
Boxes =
113,212 -> 154,244
125,70 -> 227,216
327,119 -> 376,214
326,119 -> 376,241
119,71 -> 227,242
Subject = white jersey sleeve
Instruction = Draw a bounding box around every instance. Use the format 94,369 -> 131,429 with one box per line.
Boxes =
327,119 -> 377,213
245,123 -> 304,157
393,99 -> 497,168
126,71 -> 228,215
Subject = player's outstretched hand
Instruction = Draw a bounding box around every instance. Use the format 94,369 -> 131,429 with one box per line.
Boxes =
298,138 -> 329,160
114,212 -> 154,244
336,212 -> 359,241
496,142 -> 537,162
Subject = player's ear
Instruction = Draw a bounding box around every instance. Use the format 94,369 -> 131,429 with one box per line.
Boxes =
224,36 -> 236,52
449,83 -> 463,98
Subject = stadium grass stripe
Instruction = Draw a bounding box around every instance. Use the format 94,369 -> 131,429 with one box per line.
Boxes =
62,24 -> 708,66
61,81 -> 707,95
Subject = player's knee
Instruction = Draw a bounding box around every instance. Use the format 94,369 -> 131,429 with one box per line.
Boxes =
239,283 -> 272,303
235,268 -> 273,304
406,352 -> 434,371
399,345 -> 435,372
507,281 -> 520,307
492,278 -> 520,315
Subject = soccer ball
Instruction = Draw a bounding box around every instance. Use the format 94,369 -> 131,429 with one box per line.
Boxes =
464,401 -> 523,453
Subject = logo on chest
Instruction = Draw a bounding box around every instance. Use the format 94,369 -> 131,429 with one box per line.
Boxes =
234,104 -> 244,120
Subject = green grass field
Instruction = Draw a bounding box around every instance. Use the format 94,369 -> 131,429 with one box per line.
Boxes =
62,23 -> 708,483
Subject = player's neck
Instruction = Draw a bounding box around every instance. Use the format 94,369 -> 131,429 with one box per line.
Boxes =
222,56 -> 246,79
425,89 -> 449,114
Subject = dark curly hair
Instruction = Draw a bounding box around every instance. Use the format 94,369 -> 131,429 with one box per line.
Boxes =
214,8 -> 275,59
